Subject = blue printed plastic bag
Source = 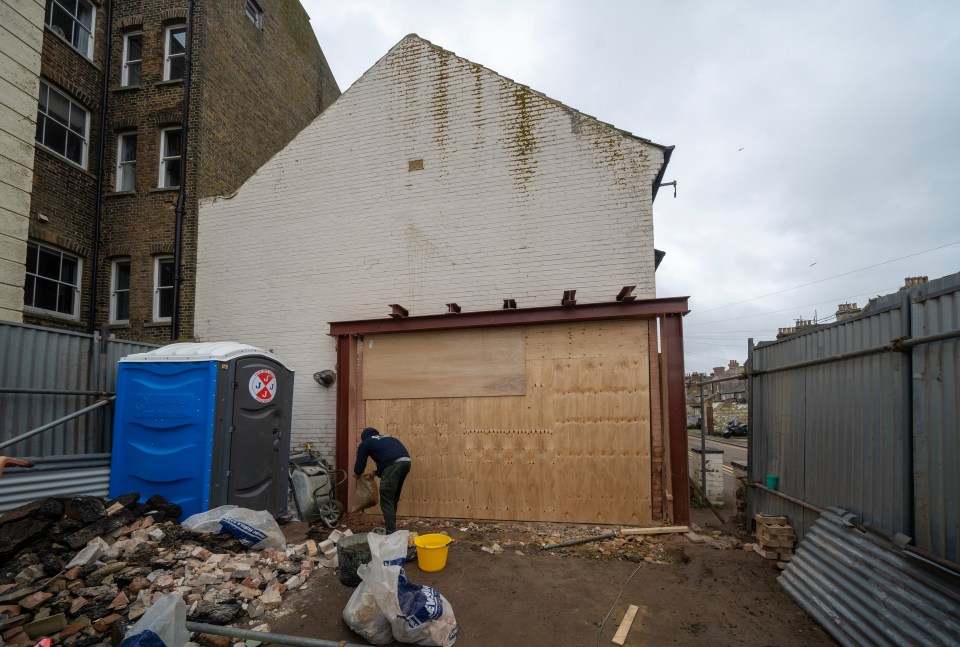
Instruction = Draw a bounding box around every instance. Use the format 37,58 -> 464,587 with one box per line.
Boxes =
354,531 -> 459,646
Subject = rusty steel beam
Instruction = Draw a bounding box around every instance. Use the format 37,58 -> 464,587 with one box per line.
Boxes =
334,334 -> 353,504
616,286 -> 636,302
662,312 -> 690,525
329,297 -> 690,336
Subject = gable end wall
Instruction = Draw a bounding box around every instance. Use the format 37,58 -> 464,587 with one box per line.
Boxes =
195,36 -> 665,453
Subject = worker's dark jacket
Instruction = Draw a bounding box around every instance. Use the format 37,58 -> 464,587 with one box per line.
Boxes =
354,432 -> 410,477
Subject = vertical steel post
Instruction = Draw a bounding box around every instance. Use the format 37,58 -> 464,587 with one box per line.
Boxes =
334,334 -> 353,504
662,313 -> 690,525
699,381 -> 706,497
746,338 -> 755,529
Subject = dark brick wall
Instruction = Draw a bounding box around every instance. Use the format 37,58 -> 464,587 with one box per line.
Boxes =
24,0 -> 340,342
96,0 -> 190,341
171,0 -> 341,339
24,2 -> 107,331
195,0 -> 340,197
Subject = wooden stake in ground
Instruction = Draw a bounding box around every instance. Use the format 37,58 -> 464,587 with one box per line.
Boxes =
689,476 -> 726,524
612,604 -> 640,645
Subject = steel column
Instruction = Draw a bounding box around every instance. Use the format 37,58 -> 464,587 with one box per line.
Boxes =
334,334 -> 353,504
662,313 -> 690,525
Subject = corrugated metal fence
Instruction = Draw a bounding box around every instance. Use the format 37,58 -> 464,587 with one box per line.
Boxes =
0,320 -> 157,511
748,271 -> 960,564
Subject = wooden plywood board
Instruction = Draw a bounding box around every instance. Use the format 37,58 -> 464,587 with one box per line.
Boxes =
647,321 -> 664,519
360,319 -> 656,525
526,319 -> 650,360
362,328 -> 525,400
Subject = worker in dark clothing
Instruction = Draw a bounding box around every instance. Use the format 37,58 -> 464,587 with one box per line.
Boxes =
353,427 -> 411,533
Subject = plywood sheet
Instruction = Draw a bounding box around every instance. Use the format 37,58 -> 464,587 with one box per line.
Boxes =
359,319 -> 656,525
362,328 -> 525,400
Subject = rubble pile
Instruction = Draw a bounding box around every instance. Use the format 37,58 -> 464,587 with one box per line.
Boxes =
0,495 -> 330,647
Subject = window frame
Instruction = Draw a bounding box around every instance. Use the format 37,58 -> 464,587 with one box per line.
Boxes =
115,132 -> 137,192
45,0 -> 96,59
24,240 -> 82,320
110,258 -> 131,324
121,31 -> 142,87
163,24 -> 187,81
245,0 -> 264,29
153,255 -> 175,323
158,127 -> 182,189
36,80 -> 90,168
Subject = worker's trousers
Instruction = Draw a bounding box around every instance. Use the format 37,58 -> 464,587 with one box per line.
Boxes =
379,460 -> 411,533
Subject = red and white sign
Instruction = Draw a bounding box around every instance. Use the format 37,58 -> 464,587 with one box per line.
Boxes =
249,369 -> 277,403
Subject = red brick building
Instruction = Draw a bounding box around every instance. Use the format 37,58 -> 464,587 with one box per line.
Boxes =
22,0 -> 339,340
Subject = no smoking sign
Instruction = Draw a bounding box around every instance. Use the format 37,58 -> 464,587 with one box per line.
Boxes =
249,369 -> 277,403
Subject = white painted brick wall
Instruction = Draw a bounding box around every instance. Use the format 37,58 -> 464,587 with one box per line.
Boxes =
0,0 -> 45,322
195,35 -> 667,457
690,451 -> 725,506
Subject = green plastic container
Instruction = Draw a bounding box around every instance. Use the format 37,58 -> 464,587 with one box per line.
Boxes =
765,474 -> 779,490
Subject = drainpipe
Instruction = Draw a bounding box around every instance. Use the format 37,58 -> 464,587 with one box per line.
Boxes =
172,0 -> 195,341
88,0 -> 115,333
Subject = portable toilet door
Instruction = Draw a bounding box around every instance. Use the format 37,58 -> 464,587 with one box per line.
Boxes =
212,354 -> 294,515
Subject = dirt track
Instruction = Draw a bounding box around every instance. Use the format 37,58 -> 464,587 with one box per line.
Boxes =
258,509 -> 833,646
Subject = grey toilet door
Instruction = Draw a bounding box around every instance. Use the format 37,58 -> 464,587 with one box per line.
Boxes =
227,358 -> 286,512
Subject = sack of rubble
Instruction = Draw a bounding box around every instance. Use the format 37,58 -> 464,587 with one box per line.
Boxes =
342,579 -> 394,645
358,530 -> 459,646
182,505 -> 286,550
119,593 -> 189,647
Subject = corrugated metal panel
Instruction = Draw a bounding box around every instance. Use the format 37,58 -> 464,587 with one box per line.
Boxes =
0,321 -> 158,457
779,509 -> 960,646
749,271 -> 960,564
910,274 -> 960,563
0,322 -> 97,455
0,454 -> 111,514
750,305 -> 910,542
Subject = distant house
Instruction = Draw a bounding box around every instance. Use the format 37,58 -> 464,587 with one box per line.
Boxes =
196,35 -> 685,525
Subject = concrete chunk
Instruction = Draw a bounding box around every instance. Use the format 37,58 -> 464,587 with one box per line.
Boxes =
66,537 -> 109,568
259,590 -> 282,610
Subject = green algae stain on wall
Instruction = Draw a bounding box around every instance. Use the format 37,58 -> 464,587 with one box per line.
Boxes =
505,86 -> 543,194
430,49 -> 452,154
470,64 -> 487,150
582,119 -> 651,196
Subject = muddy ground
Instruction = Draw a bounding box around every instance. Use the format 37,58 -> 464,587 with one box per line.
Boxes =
249,508 -> 833,646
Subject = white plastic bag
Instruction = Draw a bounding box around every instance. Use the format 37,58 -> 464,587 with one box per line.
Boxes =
342,579 -> 393,645
182,505 -> 286,550
122,592 -> 188,647
362,531 -> 459,646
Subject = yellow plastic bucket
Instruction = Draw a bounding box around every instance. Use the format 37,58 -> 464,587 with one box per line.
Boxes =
414,534 -> 453,572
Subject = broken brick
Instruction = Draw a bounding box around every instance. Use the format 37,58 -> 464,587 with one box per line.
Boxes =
18,591 -> 53,610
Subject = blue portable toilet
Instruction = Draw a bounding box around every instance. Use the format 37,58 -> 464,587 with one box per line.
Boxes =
109,342 -> 294,519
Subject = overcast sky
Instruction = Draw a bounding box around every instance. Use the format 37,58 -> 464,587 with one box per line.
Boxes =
300,1 -> 960,373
